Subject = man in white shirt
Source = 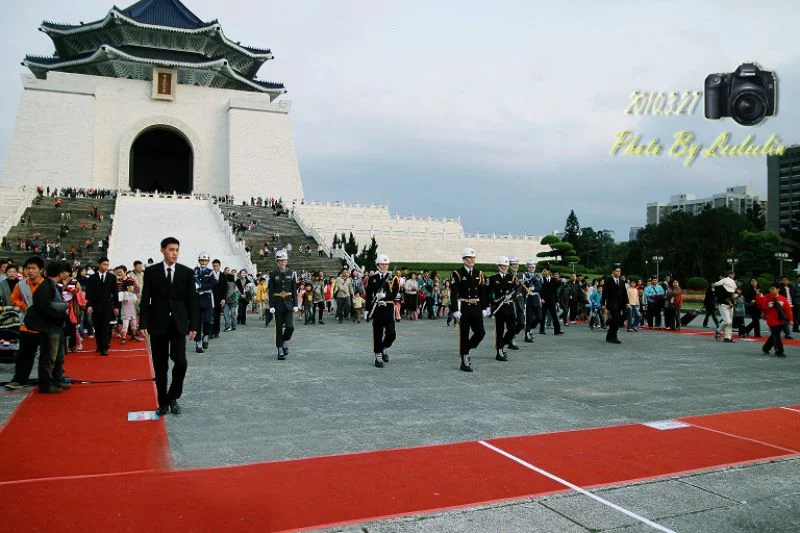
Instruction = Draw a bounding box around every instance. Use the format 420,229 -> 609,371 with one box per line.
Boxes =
713,271 -> 738,343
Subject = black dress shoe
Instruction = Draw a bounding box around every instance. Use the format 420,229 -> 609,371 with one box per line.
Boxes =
776,352 -> 787,358
202,340 -> 209,349
460,361 -> 473,372
554,331 -> 564,335
382,352 -> 389,362
99,350 -> 108,356
169,400 -> 181,415
277,347 -> 286,360
195,345 -> 204,354
374,358 -> 384,368
282,342 -> 289,355
156,406 -> 169,416
507,343 -> 520,350
607,339 -> 622,344
523,337 -> 534,343
495,353 -> 509,361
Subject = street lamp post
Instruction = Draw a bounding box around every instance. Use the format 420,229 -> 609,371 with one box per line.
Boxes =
727,257 -> 739,275
775,252 -> 792,278
652,256 -> 663,280
569,261 -> 577,273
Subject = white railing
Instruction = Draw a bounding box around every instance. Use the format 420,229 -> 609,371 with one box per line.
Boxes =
0,186 -> 39,242
210,201 -> 257,274
290,209 -> 331,256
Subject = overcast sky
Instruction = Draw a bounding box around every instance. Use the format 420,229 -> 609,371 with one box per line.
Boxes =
1,0 -> 798,239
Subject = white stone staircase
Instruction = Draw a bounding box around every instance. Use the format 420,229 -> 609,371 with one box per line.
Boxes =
108,194 -> 254,273
0,185 -> 38,241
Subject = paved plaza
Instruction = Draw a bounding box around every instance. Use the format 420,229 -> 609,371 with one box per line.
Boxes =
2,316 -> 799,531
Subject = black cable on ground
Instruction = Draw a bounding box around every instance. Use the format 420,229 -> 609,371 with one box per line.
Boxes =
1,377 -> 155,386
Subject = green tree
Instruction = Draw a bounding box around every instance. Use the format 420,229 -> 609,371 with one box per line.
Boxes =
563,210 -> 581,246
332,234 -> 340,249
537,235 -> 577,267
345,232 -> 359,256
356,236 -> 379,268
744,203 -> 766,231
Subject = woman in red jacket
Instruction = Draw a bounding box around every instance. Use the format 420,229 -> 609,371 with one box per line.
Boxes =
756,282 -> 794,358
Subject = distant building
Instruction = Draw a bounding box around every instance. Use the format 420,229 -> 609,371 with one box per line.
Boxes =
646,186 -> 766,226
629,227 -> 642,241
767,145 -> 800,232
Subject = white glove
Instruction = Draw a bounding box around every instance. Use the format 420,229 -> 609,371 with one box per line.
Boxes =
482,307 -> 491,318
293,306 -> 298,312
452,311 -> 462,321
364,311 -> 369,321
269,307 -> 276,314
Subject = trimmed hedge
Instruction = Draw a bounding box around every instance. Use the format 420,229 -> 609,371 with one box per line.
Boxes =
685,277 -> 708,290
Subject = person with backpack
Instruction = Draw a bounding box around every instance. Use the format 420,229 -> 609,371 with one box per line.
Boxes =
713,271 -> 738,343
756,282 -> 794,357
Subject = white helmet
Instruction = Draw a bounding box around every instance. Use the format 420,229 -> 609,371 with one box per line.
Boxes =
376,254 -> 390,265
461,247 -> 476,258
275,249 -> 288,260
497,256 -> 509,266
509,256 -> 519,264
198,251 -> 210,261
526,259 -> 537,266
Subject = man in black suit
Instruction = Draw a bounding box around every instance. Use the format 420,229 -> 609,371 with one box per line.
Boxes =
539,268 -> 563,335
84,256 -> 119,356
140,237 -> 198,416
601,264 -> 628,344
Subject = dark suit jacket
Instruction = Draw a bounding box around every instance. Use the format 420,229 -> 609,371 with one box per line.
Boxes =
601,276 -> 628,311
85,271 -> 120,314
540,276 -> 558,306
140,262 -> 199,336
212,270 -> 227,306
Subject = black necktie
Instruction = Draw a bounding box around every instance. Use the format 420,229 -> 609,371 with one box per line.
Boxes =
100,273 -> 104,283
167,267 -> 173,285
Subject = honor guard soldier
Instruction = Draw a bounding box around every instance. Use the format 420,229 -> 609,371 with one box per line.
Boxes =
450,248 -> 490,372
488,256 -> 517,361
365,254 -> 401,368
193,252 -> 217,353
268,249 -> 298,360
521,259 -> 543,342
507,257 -> 525,350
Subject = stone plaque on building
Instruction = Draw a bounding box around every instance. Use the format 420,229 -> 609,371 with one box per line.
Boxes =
152,68 -> 177,101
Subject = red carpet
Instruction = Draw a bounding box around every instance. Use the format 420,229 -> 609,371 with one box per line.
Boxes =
681,407 -> 800,453
645,326 -> 800,347
1,443 -> 566,533
2,334 -> 800,530
0,337 -> 169,483
485,423 -> 791,488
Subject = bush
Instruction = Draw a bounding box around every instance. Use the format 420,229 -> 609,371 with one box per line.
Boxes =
685,277 -> 708,290
757,274 -> 774,290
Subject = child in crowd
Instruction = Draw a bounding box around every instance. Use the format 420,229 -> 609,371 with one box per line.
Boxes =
303,283 -> 314,325
352,292 -> 364,323
254,277 -> 268,319
118,280 -> 142,344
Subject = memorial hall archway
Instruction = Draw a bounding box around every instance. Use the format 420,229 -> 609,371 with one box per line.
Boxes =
129,127 -> 193,194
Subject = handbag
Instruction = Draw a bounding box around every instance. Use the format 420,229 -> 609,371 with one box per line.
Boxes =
775,297 -> 789,323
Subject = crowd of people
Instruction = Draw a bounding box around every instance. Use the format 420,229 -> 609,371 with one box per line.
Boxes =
1,232 -> 795,413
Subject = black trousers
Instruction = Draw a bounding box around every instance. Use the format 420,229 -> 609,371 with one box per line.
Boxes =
763,324 -> 785,354
13,331 -> 41,385
458,313 -> 485,356
569,301 -> 578,322
372,305 -> 396,354
274,306 -> 295,347
494,307 -> 515,351
237,299 -> 248,324
150,320 -> 187,408
541,305 -> 561,334
606,307 -> 623,341
38,330 -> 65,391
212,301 -> 223,335
93,308 -> 113,352
195,307 -> 213,342
425,296 -> 435,318
315,301 -> 325,322
702,305 -> 720,328
745,307 -> 762,337
525,300 -> 542,334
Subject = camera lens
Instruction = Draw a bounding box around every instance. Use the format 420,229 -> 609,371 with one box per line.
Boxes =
730,90 -> 768,126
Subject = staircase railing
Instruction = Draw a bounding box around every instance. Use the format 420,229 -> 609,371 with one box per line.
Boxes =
210,200 -> 258,274
291,209 -> 362,273
0,186 -> 39,243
